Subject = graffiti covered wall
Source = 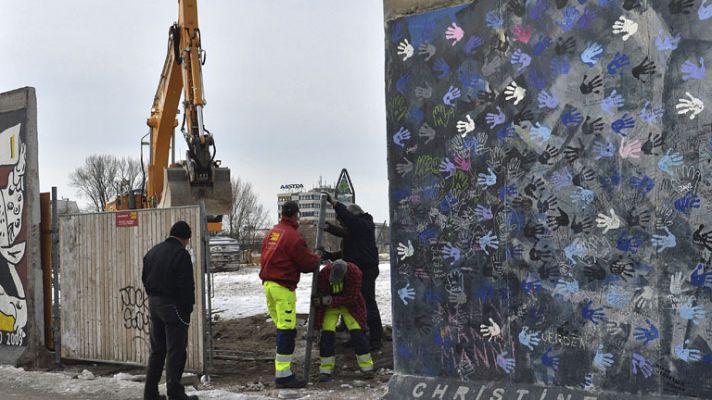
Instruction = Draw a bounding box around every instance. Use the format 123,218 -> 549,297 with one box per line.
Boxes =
0,87 -> 44,365
386,1 -> 712,399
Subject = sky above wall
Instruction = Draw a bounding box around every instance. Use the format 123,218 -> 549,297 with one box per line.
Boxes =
0,0 -> 388,224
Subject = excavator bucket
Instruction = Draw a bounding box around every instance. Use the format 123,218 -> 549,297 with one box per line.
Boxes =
158,166 -> 233,215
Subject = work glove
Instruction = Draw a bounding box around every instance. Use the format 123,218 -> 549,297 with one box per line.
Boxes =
323,192 -> 334,206
311,295 -> 332,307
316,247 -> 332,261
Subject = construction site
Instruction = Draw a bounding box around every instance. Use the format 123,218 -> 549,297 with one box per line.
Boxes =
5,0 -> 712,399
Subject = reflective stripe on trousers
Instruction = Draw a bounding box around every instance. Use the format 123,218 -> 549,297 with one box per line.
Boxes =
275,353 -> 293,378
356,352 -> 374,372
319,356 -> 336,374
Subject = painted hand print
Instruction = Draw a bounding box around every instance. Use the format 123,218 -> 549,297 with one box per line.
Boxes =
387,1 -> 712,398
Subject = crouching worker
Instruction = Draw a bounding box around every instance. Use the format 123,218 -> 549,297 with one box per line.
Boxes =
313,260 -> 374,382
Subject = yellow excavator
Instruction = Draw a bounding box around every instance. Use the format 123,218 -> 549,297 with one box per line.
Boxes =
108,0 -> 232,232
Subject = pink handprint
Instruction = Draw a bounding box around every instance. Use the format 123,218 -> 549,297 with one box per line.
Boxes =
445,22 -> 465,46
619,138 -> 642,159
512,25 -> 532,44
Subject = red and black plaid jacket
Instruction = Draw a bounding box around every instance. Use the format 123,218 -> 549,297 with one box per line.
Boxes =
315,261 -> 368,330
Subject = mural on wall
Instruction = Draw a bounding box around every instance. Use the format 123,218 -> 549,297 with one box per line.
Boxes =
387,0 -> 712,397
0,113 -> 28,347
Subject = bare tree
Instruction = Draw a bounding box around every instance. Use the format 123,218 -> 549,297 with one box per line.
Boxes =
69,154 -> 143,211
227,177 -> 271,248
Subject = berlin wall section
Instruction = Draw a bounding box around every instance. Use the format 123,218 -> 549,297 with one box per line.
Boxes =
384,1 -> 712,399
0,87 -> 48,366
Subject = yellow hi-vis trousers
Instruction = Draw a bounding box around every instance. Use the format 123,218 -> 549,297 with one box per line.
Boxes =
320,306 -> 374,374
264,281 -> 297,378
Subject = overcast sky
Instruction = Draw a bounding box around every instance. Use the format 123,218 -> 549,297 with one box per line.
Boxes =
1,0 -> 388,224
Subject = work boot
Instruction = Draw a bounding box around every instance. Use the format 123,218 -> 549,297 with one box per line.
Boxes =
370,341 -> 382,351
275,377 -> 307,389
318,373 -> 333,383
360,370 -> 375,380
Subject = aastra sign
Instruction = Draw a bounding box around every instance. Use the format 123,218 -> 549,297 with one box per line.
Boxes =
280,184 -> 304,190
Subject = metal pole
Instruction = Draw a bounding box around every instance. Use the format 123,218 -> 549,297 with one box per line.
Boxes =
303,194 -> 327,383
51,186 -> 61,365
199,202 -> 212,380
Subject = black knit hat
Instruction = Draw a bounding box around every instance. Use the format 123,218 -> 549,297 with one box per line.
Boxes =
282,201 -> 300,218
170,220 -> 192,239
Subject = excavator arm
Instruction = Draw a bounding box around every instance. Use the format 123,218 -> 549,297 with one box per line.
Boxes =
146,0 -> 232,216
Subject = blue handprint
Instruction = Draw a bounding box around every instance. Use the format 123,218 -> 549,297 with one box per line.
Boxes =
439,158 -> 456,178
530,122 -> 551,143
511,49 -> 532,72
542,347 -> 560,371
629,175 -> 655,195
607,286 -> 632,308
496,125 -> 516,142
518,327 -> 541,350
577,6 -> 597,29
631,353 -> 654,378
442,85 -> 461,106
521,272 -> 542,295
474,204 -> 494,221
477,168 -> 497,186
657,149 -> 683,176
593,345 -> 615,370
393,127 -> 411,147
433,57 -> 450,79
601,90 -> 624,115
498,184 -> 517,201
582,300 -> 605,324
464,35 -> 483,54
581,42 -> 604,66
551,56 -> 571,75
555,278 -> 580,295
611,113 -> 635,135
681,57 -> 706,80
528,68 -> 548,90
418,226 -> 438,244
593,138 -> 615,159
680,297 -> 706,324
616,230 -> 643,254
607,52 -> 630,75
639,101 -> 664,124
561,106 -> 583,127
479,231 -> 499,255
651,227 -> 676,253
600,174 -> 622,191
530,0 -> 549,20
674,192 -> 701,216
396,74 -> 411,94
441,243 -> 462,262
675,340 -> 703,362
532,35 -> 552,56
485,106 -> 506,128
656,30 -> 681,51
700,0 -> 712,20
557,6 -> 581,32
538,90 -> 559,109
690,263 -> 712,288
496,351 -> 516,373
570,186 -> 594,205
486,10 -> 504,28
633,319 -> 659,345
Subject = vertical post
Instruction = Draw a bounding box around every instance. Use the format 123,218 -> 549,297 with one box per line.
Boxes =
303,194 -> 327,382
199,202 -> 212,378
51,186 -> 61,365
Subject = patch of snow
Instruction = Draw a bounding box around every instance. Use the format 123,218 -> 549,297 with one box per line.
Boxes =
211,263 -> 392,326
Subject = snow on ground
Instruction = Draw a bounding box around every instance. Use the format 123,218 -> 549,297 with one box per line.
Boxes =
211,263 -> 393,326
1,366 -> 268,400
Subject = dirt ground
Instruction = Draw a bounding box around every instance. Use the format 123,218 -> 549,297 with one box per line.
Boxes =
208,313 -> 394,397
51,313 -> 394,399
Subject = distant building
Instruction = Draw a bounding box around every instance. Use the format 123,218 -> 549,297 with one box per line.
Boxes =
277,182 -> 336,223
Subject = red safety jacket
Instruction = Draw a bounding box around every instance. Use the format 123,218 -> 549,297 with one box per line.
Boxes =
315,261 -> 368,330
260,217 -> 319,290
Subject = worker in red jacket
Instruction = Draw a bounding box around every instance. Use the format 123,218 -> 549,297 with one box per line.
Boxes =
312,259 -> 374,382
260,200 -> 321,389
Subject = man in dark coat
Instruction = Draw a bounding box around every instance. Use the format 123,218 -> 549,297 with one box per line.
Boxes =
322,194 -> 383,350
142,220 -> 198,400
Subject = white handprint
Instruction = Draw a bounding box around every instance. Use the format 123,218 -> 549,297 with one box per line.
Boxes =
397,39 -> 415,61
504,81 -> 526,105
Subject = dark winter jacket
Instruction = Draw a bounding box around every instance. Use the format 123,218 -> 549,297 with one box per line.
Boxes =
325,202 -> 379,269
142,237 -> 195,313
315,261 -> 367,330
260,217 -> 320,290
